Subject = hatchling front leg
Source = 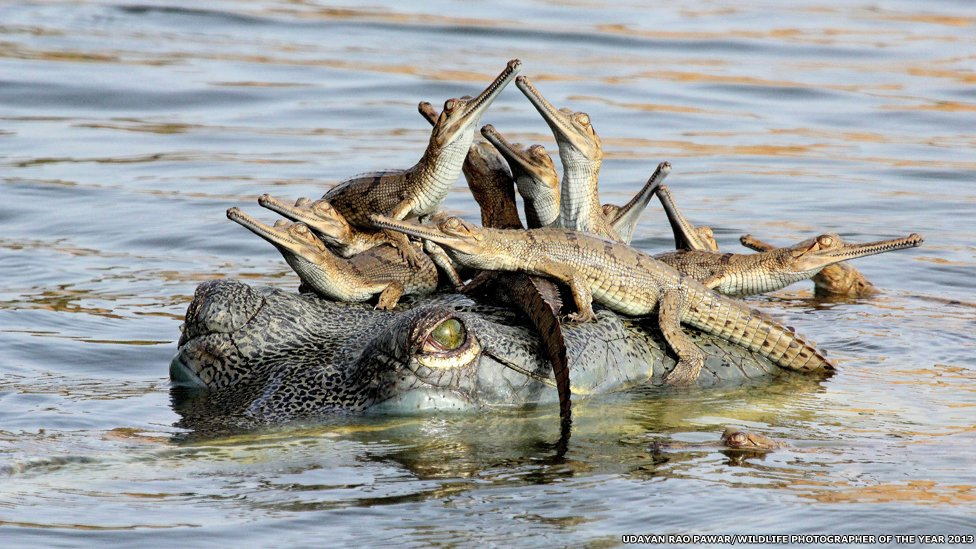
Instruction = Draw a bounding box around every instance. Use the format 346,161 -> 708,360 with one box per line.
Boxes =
565,273 -> 595,323
423,240 -> 463,289
659,289 -> 705,385
375,282 -> 405,310
382,230 -> 426,268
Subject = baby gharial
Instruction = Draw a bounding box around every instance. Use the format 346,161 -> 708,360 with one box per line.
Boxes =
372,214 -> 834,386
227,208 -> 437,310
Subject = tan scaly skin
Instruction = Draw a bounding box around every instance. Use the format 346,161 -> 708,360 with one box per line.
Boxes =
371,214 -> 834,386
515,76 -> 621,240
739,234 -> 880,298
227,208 -> 437,310
720,427 -> 782,451
654,185 -> 719,252
479,124 -> 560,229
651,427 -> 782,459
257,194 -> 389,257
321,59 -> 521,262
651,185 -> 923,297
418,114 -> 572,423
417,100 -> 517,287
600,161 -> 672,244
417,101 -> 523,231
324,59 -> 520,226
656,233 -> 923,298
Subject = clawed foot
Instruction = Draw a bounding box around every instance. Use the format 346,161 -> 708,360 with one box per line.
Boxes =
566,309 -> 595,323
664,356 -> 704,386
383,230 -> 425,268
375,283 -> 404,311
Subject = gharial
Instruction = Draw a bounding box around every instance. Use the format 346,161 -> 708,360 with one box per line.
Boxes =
173,60 -> 924,426
650,184 -> 923,297
372,214 -> 834,386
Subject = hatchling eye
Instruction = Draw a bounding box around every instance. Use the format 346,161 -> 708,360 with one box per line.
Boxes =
313,201 -> 334,214
574,112 -> 590,126
818,235 -> 834,247
730,432 -> 747,445
444,99 -> 460,112
425,318 -> 465,351
293,224 -> 310,235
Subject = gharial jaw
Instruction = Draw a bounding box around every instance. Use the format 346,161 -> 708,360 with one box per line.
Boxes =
480,124 -> 560,226
429,59 -> 521,150
227,207 -> 329,263
655,185 -> 716,252
515,75 -> 602,162
257,194 -> 352,247
787,233 -> 924,273
481,124 -> 558,190
369,214 -> 500,270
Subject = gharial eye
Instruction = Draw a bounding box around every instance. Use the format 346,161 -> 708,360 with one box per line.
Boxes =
442,217 -> 462,231
292,224 -> 310,235
425,318 -> 465,351
575,112 -> 591,126
414,314 -> 482,371
818,235 -> 834,247
444,99 -> 460,112
730,432 -> 747,445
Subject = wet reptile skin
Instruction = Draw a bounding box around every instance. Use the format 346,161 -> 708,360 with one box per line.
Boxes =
171,279 -> 790,425
651,184 -> 923,297
516,76 -> 621,241
655,231 -> 923,298
372,216 -> 835,384
323,60 -> 521,229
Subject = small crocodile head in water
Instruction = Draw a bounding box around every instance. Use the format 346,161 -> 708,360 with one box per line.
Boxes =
515,75 -> 602,163
428,59 -> 522,151
720,427 -> 782,451
784,232 -> 924,275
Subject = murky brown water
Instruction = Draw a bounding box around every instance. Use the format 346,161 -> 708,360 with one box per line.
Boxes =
1,1 -> 974,545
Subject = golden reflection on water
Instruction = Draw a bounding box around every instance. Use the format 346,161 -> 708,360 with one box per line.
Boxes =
798,479 -> 976,506
0,0 -> 974,542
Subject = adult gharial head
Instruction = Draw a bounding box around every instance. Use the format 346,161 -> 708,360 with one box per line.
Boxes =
427,59 -> 522,151
171,280 -> 565,425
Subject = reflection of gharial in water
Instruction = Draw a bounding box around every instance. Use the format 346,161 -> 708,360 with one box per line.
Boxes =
176,60 -> 923,425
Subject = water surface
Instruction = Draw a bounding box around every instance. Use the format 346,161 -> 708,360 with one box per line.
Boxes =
1,0 -> 975,546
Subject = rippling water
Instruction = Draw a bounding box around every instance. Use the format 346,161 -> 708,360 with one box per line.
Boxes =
2,0 -> 974,545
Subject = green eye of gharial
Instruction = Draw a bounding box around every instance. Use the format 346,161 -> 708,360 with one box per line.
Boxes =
428,318 -> 465,350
